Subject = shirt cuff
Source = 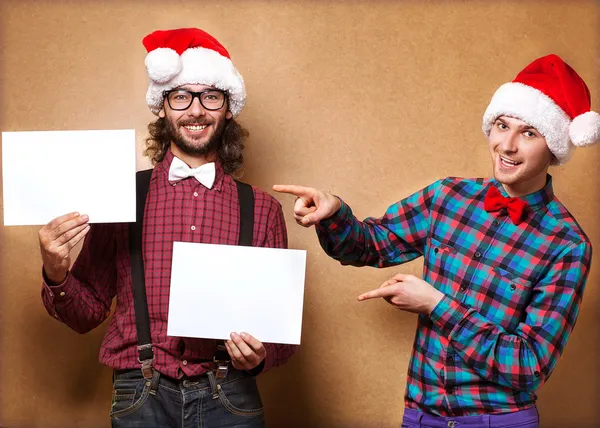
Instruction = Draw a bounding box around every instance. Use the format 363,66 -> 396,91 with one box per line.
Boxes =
42,269 -> 75,304
246,360 -> 266,376
255,343 -> 279,375
429,294 -> 472,338
315,198 -> 350,231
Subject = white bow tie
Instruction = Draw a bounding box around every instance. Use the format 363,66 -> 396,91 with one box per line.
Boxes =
168,156 -> 216,189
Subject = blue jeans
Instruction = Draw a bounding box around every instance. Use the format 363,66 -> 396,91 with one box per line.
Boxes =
110,368 -> 265,428
401,407 -> 539,428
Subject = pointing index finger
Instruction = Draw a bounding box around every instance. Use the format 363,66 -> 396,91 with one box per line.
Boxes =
358,286 -> 397,301
272,184 -> 313,199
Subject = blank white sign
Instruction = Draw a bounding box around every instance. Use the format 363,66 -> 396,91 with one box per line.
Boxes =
2,129 -> 136,226
167,242 -> 307,345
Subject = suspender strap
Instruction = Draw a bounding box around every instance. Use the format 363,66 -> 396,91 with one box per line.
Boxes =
235,180 -> 255,247
129,169 -> 154,379
213,181 -> 254,378
129,171 -> 255,380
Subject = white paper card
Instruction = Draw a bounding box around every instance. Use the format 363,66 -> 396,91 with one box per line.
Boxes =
167,242 -> 307,345
2,129 -> 136,225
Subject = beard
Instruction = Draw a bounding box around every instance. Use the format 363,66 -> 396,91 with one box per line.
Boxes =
166,117 -> 226,157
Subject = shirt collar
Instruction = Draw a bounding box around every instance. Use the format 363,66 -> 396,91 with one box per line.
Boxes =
491,174 -> 554,212
155,149 -> 226,191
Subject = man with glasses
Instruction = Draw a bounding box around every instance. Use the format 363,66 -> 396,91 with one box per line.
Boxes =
275,54 -> 597,427
38,28 -> 295,427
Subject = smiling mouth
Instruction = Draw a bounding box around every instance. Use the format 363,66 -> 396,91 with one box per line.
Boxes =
183,124 -> 207,132
499,155 -> 522,167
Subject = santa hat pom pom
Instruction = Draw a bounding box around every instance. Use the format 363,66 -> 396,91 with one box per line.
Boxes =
145,48 -> 182,84
570,111 -> 600,147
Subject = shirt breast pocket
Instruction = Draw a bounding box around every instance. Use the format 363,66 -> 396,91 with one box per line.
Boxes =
427,237 -> 461,294
478,265 -> 533,332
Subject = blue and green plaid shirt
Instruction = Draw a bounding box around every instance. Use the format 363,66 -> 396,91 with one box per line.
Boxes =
316,176 -> 591,416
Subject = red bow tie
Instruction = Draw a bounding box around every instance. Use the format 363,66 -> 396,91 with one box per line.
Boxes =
484,186 -> 528,225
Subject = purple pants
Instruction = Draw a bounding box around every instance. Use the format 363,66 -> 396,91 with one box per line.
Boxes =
402,407 -> 539,428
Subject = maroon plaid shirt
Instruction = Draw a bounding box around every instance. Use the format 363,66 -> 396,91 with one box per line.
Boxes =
42,150 -> 296,378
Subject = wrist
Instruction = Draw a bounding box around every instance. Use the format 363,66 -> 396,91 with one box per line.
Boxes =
427,290 -> 445,315
330,196 -> 342,217
43,266 -> 67,286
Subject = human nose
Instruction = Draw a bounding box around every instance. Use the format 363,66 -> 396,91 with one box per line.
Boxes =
499,129 -> 519,153
187,95 -> 206,117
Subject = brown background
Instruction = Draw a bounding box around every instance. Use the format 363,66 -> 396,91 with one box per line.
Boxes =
0,1 -> 598,427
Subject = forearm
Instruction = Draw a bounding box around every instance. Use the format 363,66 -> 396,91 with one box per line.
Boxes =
316,200 -> 422,268
41,269 -> 114,333
41,223 -> 117,334
253,343 -> 298,374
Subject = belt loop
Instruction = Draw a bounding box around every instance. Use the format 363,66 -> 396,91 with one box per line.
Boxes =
148,369 -> 160,396
207,370 -> 220,399
417,411 -> 424,428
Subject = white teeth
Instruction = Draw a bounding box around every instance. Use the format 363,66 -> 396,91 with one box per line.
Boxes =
184,125 -> 207,131
500,156 -> 520,166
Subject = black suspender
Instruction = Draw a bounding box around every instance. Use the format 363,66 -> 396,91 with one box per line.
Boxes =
129,169 -> 254,379
236,180 -> 255,247
212,181 -> 255,378
129,169 -> 154,379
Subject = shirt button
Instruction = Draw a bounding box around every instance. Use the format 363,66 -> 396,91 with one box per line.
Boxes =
510,283 -> 516,291
59,291 -> 66,297
190,225 -> 196,231
193,192 -> 198,197
434,248 -> 439,254
474,251 -> 482,259
493,220 -> 500,226
460,283 -> 468,291
182,360 -> 188,366
534,371 -> 540,377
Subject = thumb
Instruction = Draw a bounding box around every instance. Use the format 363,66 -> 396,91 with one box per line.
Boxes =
300,203 -> 332,225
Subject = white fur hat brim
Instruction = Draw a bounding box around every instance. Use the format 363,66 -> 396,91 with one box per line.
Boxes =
145,47 -> 246,117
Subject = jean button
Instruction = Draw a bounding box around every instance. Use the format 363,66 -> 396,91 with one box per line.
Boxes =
183,380 -> 190,387
448,421 -> 456,428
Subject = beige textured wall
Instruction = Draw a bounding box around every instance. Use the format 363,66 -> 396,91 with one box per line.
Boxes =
0,1 -> 598,427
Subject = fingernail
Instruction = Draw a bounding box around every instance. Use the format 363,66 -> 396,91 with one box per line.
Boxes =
240,332 -> 248,339
73,212 -> 80,217
82,215 -> 89,221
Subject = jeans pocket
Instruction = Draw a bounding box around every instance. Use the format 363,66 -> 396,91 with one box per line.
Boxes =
217,375 -> 264,418
110,375 -> 151,419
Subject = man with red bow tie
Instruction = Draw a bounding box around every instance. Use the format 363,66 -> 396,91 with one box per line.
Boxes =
274,54 -> 597,427
38,28 -> 295,427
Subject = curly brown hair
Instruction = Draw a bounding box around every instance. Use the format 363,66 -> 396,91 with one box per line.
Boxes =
144,117 -> 249,175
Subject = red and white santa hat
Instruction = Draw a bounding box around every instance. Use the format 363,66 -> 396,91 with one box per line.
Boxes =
482,54 -> 600,164
142,28 -> 246,117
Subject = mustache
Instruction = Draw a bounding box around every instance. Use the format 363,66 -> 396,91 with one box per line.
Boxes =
178,119 -> 210,126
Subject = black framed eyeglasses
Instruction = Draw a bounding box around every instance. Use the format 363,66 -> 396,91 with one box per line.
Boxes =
163,89 -> 227,111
